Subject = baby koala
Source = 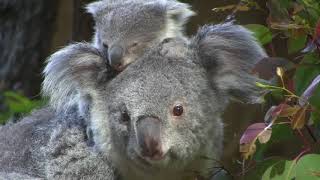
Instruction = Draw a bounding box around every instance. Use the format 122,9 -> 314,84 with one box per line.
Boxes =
47,0 -> 195,145
86,0 -> 195,70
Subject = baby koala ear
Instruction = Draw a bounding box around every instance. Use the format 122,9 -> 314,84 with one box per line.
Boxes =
165,0 -> 195,27
192,23 -> 268,104
86,1 -> 101,16
85,0 -> 109,18
42,43 -> 116,112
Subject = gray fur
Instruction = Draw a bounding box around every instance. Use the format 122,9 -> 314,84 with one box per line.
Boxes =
1,23 -> 266,180
77,0 -> 195,125
192,23 -> 267,103
86,0 -> 195,68
42,43 -> 117,113
0,107 -> 117,179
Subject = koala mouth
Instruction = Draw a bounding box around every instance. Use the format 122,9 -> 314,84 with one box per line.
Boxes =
114,55 -> 135,71
114,63 -> 128,72
133,149 -> 169,168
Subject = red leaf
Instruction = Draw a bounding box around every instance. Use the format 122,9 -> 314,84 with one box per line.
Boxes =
240,123 -> 272,159
315,20 -> 320,39
240,123 -> 268,144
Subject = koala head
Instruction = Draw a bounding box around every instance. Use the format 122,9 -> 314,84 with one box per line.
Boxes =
43,23 -> 266,179
86,0 -> 195,71
97,39 -> 225,178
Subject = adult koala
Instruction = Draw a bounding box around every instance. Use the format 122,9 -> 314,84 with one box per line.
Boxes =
0,23 -> 266,180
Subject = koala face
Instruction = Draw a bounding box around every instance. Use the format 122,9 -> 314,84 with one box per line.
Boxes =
87,0 -> 195,71
88,39 -> 225,178
108,51 -> 222,168
95,4 -> 166,70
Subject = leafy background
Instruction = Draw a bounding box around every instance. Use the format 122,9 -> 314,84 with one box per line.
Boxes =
216,0 -> 320,179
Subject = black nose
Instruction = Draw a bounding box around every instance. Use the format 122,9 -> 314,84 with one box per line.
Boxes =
108,46 -> 123,68
136,117 -> 164,160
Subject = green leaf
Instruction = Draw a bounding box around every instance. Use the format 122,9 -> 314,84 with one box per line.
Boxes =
0,91 -> 46,124
256,82 -> 282,90
278,0 -> 290,9
288,35 -> 307,54
244,157 -> 283,179
245,24 -> 273,45
0,112 -> 11,124
262,160 -> 296,180
4,91 -> 33,113
296,154 -> 320,179
253,124 -> 295,161
271,124 -> 295,142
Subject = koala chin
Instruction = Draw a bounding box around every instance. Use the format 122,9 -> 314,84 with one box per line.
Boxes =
0,22 -> 268,180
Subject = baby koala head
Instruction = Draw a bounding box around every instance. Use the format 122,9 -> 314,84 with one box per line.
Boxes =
43,23 -> 266,179
86,0 -> 195,71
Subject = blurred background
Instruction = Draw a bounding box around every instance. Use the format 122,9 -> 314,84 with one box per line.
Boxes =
1,0 -> 319,178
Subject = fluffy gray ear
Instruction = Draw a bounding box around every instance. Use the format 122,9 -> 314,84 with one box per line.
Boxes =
42,43 -> 114,111
165,0 -> 195,26
192,23 -> 267,103
85,0 -> 109,18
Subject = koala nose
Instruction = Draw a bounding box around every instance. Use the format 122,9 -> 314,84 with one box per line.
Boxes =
108,46 -> 123,69
136,116 -> 164,160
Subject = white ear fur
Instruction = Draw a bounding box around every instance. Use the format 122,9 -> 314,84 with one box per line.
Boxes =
85,1 -> 102,15
42,43 -> 109,112
85,1 -> 110,18
166,1 -> 195,25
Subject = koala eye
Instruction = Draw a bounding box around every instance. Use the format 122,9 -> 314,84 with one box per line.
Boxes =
120,109 -> 130,124
131,42 -> 139,48
173,104 -> 184,117
102,43 -> 108,49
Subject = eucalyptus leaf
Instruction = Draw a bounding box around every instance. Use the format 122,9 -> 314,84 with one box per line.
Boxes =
296,154 -> 320,179
288,35 -> 307,54
262,160 -> 296,180
245,24 -> 273,45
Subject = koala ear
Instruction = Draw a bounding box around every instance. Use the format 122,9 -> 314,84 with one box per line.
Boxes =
192,23 -> 267,103
42,43 -> 115,111
165,0 -> 195,26
86,1 -> 101,16
85,1 -> 109,18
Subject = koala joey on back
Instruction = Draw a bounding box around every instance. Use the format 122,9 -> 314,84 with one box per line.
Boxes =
63,0 -> 195,134
35,22 -> 267,180
86,0 -> 195,70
